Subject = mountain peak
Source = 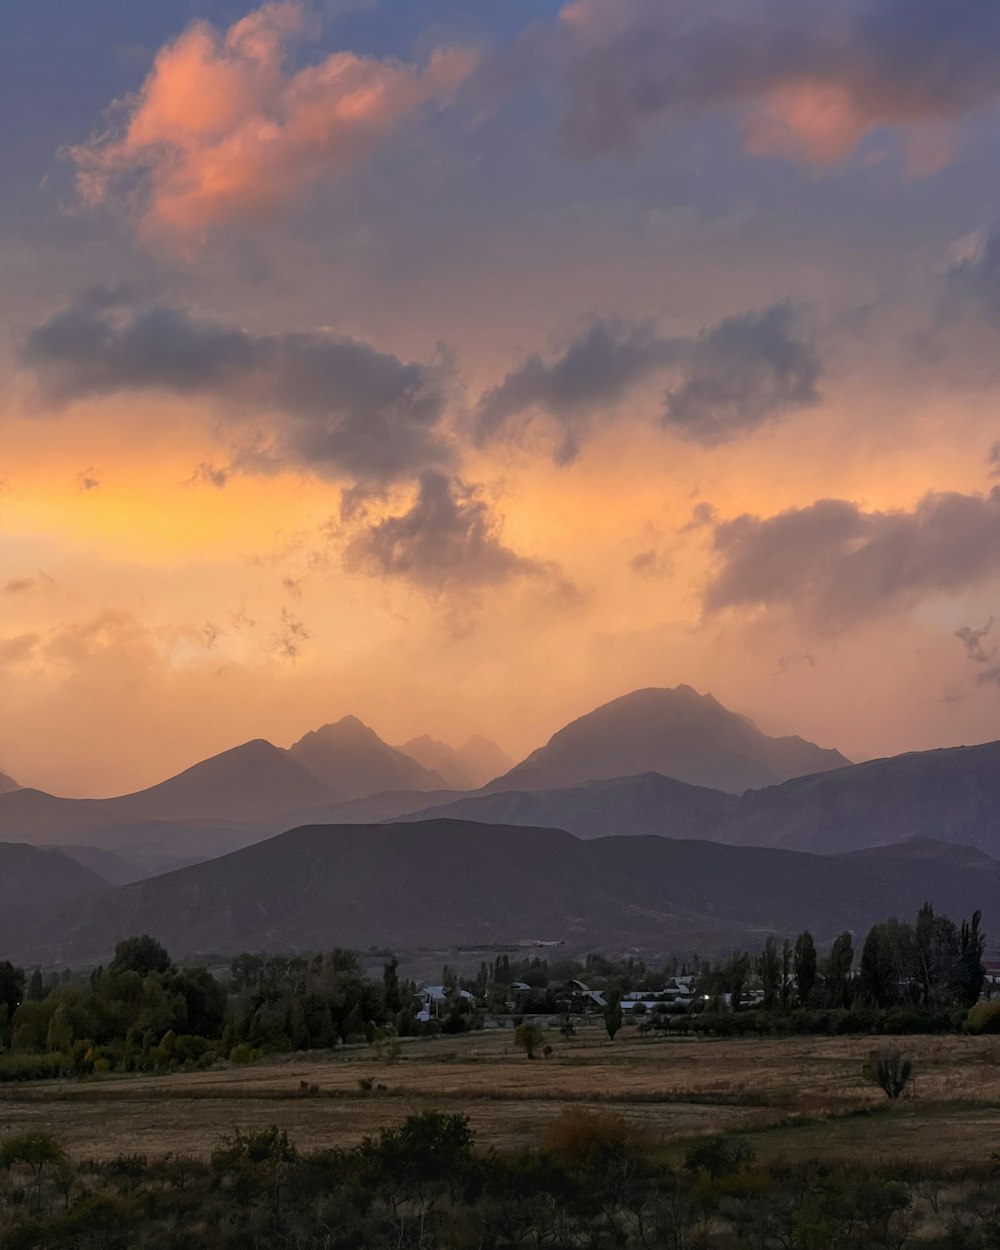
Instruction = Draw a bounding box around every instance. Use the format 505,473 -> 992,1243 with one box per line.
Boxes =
0,770 -> 21,795
289,718 -> 445,800
292,716 -> 380,748
488,686 -> 850,795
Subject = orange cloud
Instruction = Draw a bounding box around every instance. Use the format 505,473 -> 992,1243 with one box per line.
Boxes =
71,0 -> 477,246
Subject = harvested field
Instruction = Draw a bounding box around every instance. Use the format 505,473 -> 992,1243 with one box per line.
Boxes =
2,1026 -> 999,1164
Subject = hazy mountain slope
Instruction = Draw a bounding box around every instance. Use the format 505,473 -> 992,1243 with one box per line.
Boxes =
489,686 -> 850,795
405,741 -> 1000,858
47,844 -> 208,885
0,772 -> 20,795
288,717 -> 445,800
0,844 -> 107,949
116,740 -> 334,821
15,821 -> 999,965
405,773 -> 736,840
397,736 -> 476,789
731,742 -> 1000,855
456,737 -> 513,787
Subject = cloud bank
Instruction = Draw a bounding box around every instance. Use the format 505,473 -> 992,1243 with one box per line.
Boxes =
476,302 -> 820,459
22,297 -> 453,483
556,0 -> 1000,167
705,488 -> 1000,625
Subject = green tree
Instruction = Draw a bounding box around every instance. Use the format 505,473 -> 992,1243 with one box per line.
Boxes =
26,969 -> 45,1003
603,990 -> 623,1041
514,1022 -> 544,1059
958,910 -> 986,1008
780,939 -> 792,1010
110,935 -> 173,978
0,961 -> 25,1044
756,936 -> 782,1010
382,958 -> 401,1013
793,931 -> 818,1006
823,932 -> 854,1008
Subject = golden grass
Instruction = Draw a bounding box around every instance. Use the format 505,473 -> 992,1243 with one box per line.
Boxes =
2,1027 -> 999,1164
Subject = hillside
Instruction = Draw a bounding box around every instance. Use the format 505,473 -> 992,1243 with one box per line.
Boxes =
13,821 -> 998,965
489,686 -> 850,795
0,771 -> 20,795
0,844 -> 107,949
732,742 -> 1000,854
407,772 -> 736,839
406,740 -> 1000,857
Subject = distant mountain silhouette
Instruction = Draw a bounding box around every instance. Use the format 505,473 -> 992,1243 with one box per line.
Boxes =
407,740 -> 1000,858
730,741 -> 1000,854
0,843 -> 106,950
456,736 -> 513,787
0,719 -> 451,856
0,771 -> 20,794
405,772 -> 735,838
289,717 -> 445,799
13,821 -> 998,965
489,686 -> 850,794
45,844 -> 208,885
397,735 -> 475,789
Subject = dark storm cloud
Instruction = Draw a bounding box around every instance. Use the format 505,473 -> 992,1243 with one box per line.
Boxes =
663,304 -> 821,445
556,0 -> 1000,161
345,470 -> 562,592
476,302 -> 819,460
475,318 -> 681,464
704,488 -> 1000,624
21,298 -> 453,484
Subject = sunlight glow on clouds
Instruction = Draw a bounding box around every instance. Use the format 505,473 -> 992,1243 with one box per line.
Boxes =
70,0 -> 477,247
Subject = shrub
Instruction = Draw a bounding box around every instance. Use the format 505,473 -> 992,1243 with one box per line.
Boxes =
514,1022 -> 544,1059
966,1000 -> 1000,1033
871,1050 -> 913,1100
543,1108 -> 647,1172
683,1135 -> 756,1179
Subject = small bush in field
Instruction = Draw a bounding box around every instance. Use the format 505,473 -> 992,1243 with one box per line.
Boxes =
871,1050 -> 913,1100
966,1001 -> 1000,1033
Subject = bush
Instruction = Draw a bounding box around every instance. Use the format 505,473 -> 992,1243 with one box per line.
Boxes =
966,1000 -> 1000,1033
543,1108 -> 647,1172
871,1050 -> 913,1100
683,1135 -> 756,1179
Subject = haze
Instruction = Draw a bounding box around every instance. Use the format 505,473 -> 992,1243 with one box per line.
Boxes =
3,0 -> 1000,798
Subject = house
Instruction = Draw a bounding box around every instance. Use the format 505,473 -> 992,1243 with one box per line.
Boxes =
415,985 -> 476,1022
555,979 -> 607,1014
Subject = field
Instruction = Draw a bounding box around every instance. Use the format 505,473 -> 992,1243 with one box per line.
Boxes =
4,1026 -> 1000,1167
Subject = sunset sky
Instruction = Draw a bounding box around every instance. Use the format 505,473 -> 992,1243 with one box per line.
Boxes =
3,0 -> 1000,797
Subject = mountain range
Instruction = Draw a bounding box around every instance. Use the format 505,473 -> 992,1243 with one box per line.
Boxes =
7,820 -> 997,965
0,689 -> 843,861
3,685 -> 1000,962
411,740 -> 1000,858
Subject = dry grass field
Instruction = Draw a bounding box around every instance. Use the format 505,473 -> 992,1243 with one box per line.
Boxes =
3,1025 -> 999,1167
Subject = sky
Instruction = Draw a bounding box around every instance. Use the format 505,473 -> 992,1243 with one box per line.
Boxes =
3,0 -> 1000,797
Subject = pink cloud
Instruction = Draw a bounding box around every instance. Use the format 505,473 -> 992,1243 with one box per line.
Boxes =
71,0 -> 477,247
555,0 -> 996,171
